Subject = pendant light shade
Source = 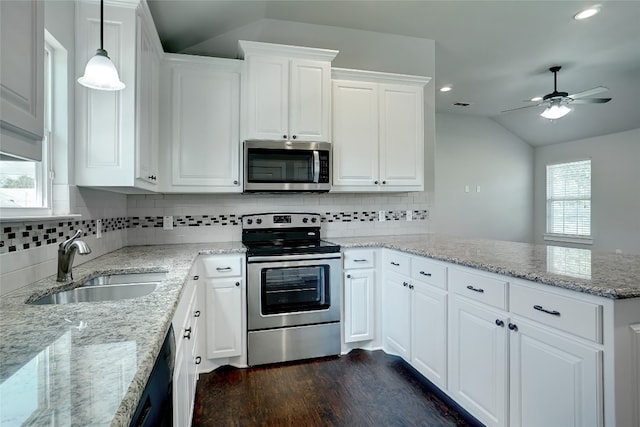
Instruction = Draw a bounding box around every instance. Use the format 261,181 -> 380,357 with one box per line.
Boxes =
540,104 -> 571,119
78,0 -> 125,91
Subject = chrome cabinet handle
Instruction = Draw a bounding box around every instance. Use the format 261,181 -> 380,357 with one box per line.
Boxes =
495,319 -> 505,327
533,305 -> 561,316
391,262 -> 400,266
466,285 -> 485,293
419,271 -> 432,277
184,327 -> 192,339
216,267 -> 232,271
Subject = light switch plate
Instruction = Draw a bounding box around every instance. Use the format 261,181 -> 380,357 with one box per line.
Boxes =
163,216 -> 173,230
406,210 -> 412,221
96,219 -> 102,239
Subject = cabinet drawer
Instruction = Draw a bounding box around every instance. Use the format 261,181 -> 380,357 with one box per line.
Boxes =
450,268 -> 507,310
411,257 -> 447,289
384,251 -> 411,276
200,255 -> 243,278
344,249 -> 376,269
510,284 -> 602,343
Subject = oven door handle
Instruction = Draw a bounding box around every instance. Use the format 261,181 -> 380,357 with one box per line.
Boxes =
313,150 -> 320,183
248,252 -> 342,263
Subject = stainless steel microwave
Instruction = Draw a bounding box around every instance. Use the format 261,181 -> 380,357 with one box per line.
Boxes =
243,140 -> 332,192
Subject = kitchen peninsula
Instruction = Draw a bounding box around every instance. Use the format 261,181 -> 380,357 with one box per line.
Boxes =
0,235 -> 638,426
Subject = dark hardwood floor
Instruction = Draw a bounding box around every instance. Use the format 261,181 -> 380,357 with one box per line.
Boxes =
192,349 -> 476,427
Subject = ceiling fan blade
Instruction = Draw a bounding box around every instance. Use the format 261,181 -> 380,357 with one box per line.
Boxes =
571,98 -> 612,104
501,103 -> 542,113
569,86 -> 609,99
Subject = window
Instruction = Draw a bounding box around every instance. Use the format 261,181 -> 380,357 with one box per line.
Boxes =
0,41 -> 53,215
546,159 -> 591,242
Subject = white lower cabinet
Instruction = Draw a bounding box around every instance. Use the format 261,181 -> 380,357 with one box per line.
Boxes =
382,271 -> 412,359
509,317 -> 602,427
344,269 -> 375,343
448,296 -> 508,427
206,278 -> 243,358
172,269 -> 203,427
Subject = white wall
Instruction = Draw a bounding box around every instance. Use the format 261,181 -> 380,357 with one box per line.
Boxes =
433,113 -> 534,243
533,128 -> 640,255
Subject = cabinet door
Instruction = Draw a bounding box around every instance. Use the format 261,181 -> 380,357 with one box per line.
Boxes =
331,80 -> 379,188
411,281 -> 448,389
0,0 -> 44,161
289,59 -> 331,142
382,272 -> 411,359
169,62 -> 240,190
245,55 -> 289,140
509,317 -> 603,427
135,13 -> 158,185
173,343 -> 192,427
449,296 -> 508,427
206,278 -> 242,359
344,269 -> 375,343
379,83 -> 424,190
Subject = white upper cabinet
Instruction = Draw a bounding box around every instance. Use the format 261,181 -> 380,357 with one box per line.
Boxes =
75,0 -> 162,192
159,54 -> 241,193
239,41 -> 337,142
332,69 -> 430,192
0,0 -> 44,161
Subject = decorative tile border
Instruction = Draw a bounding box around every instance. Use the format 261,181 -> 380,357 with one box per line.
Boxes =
1,210 -> 428,254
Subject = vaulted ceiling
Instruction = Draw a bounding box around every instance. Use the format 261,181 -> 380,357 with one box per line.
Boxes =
147,1 -> 640,146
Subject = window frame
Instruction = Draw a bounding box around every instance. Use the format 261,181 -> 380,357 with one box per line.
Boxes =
544,158 -> 593,245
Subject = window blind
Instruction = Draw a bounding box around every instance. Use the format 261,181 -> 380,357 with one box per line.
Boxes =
546,160 -> 591,237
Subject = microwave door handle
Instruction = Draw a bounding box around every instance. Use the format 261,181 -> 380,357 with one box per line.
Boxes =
313,150 -> 320,183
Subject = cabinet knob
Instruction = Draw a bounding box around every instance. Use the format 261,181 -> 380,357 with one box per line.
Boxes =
193,275 -> 199,280
495,319 -> 505,327
508,323 -> 518,331
235,281 -> 240,287
374,180 -> 379,184
184,327 -> 192,339
408,284 -> 414,290
283,134 -> 287,139
195,356 -> 202,365
194,310 -> 201,318
403,282 -> 409,287
292,135 -> 297,140
382,181 -> 386,184
346,274 -> 351,279
233,180 -> 238,185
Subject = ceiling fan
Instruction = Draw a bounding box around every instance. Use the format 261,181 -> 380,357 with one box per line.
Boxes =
503,66 -> 612,119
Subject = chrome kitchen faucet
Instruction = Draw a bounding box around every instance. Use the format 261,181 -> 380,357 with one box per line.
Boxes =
57,230 -> 91,282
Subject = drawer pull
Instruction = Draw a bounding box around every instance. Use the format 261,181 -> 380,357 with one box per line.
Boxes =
193,310 -> 201,318
508,323 -> 518,331
195,356 -> 202,365
354,259 -> 368,262
533,305 -> 561,316
216,267 -> 232,272
403,282 -> 409,287
184,327 -> 192,339
419,271 -> 432,277
390,262 -> 400,266
466,285 -> 485,293
408,284 -> 414,290
193,275 -> 199,280
346,274 -> 352,279
495,319 -> 505,327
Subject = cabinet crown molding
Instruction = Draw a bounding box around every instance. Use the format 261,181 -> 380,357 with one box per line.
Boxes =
332,67 -> 431,86
238,40 -> 338,62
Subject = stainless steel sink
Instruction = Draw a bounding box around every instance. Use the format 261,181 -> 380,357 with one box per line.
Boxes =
29,272 -> 166,305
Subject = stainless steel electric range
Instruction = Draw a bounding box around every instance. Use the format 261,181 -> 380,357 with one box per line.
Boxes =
242,212 -> 342,366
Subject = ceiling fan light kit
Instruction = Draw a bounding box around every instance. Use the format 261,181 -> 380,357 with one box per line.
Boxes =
574,6 -> 600,20
78,0 -> 125,91
541,104 -> 571,120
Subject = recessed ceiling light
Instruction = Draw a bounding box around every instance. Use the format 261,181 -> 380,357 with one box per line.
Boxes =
574,6 -> 600,20
440,86 -> 452,92
531,96 -> 543,102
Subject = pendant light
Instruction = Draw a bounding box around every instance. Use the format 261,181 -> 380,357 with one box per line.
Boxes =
78,0 -> 125,91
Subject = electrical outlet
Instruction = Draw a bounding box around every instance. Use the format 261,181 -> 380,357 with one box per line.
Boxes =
476,185 -> 481,193
464,185 -> 470,193
163,216 -> 174,230
96,219 -> 102,239
406,210 -> 412,221
378,210 -> 386,222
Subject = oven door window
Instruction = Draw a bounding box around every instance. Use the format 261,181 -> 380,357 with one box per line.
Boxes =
247,149 -> 314,183
261,265 -> 330,314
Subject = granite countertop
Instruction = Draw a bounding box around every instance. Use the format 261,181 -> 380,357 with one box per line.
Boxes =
0,242 -> 245,427
327,234 -> 640,299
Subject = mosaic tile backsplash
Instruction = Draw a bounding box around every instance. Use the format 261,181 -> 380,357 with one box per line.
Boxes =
1,210 -> 428,254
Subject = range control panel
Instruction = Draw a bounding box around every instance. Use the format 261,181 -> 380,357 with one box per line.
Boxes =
242,213 -> 321,229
